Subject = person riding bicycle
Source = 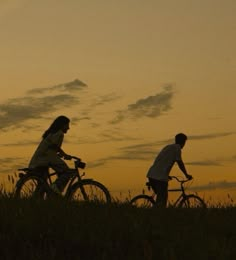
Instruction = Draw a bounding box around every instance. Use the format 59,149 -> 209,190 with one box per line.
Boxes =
28,115 -> 74,194
146,133 -> 192,208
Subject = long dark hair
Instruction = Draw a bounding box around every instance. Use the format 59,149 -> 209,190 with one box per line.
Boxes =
42,116 -> 70,139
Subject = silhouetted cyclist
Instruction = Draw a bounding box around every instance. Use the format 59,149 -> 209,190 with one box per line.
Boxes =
146,133 -> 192,208
28,115 -> 74,194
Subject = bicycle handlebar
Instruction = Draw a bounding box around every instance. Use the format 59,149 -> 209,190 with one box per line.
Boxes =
69,156 -> 86,169
169,176 -> 192,183
70,156 -> 81,161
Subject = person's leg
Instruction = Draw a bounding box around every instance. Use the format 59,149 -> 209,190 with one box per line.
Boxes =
149,178 -> 168,208
157,181 -> 168,208
33,167 -> 49,181
50,158 -> 75,192
54,169 -> 76,192
32,167 -> 49,196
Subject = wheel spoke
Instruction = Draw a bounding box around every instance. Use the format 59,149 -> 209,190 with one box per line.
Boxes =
69,181 -> 111,203
15,176 -> 47,199
180,195 -> 206,208
130,195 -> 154,208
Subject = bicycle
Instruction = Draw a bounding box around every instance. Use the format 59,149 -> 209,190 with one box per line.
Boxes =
14,156 -> 111,203
130,176 -> 206,208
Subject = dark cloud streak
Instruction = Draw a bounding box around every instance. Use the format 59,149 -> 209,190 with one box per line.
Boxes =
189,132 -> 236,140
0,94 -> 78,129
110,84 -> 174,124
186,160 -> 223,166
88,131 -> 236,168
27,79 -> 87,95
0,78 -> 88,130
190,180 -> 236,191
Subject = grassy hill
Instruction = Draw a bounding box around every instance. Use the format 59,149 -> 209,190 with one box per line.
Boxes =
0,195 -> 235,260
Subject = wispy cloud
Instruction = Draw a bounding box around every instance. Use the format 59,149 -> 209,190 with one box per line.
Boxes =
27,79 -> 87,95
70,116 -> 91,125
110,84 -> 174,124
88,149 -> 156,168
189,132 -> 236,140
0,140 -> 38,147
120,131 -> 236,152
0,79 -> 87,130
99,129 -> 140,142
92,93 -> 121,106
190,180 -> 236,192
0,95 -> 78,129
88,131 -> 236,168
0,156 -> 27,174
186,160 -> 223,166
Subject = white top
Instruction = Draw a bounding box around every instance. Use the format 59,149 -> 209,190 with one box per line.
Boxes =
146,143 -> 182,181
29,130 -> 64,168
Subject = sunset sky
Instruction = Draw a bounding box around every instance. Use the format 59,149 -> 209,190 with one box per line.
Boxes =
0,0 -> 236,202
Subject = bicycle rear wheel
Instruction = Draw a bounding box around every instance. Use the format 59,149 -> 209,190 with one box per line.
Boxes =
67,180 -> 111,203
130,195 -> 155,208
178,194 -> 206,208
15,174 -> 48,199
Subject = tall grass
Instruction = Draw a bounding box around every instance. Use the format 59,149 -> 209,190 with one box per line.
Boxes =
0,190 -> 236,260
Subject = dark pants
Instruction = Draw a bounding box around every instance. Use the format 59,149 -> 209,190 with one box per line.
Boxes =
30,167 -> 49,196
148,178 -> 168,208
33,166 -> 75,192
53,169 -> 77,192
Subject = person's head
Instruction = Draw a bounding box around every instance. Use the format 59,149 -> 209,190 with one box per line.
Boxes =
42,116 -> 70,139
175,133 -> 187,148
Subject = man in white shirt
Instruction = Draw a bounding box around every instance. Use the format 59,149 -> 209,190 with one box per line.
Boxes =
147,133 -> 192,208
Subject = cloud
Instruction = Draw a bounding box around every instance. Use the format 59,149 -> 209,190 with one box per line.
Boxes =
0,94 -> 78,130
88,159 -> 109,168
0,157 -> 20,165
99,129 -> 140,142
0,78 -> 89,130
27,79 -> 87,95
0,156 -> 27,174
190,180 -> 236,192
70,116 -> 91,125
92,93 -> 121,106
186,160 -> 223,166
110,84 -> 174,124
0,140 -> 38,147
189,132 -> 236,140
88,149 -> 156,168
88,131 -> 236,168
122,141 -> 169,151
121,131 -> 236,152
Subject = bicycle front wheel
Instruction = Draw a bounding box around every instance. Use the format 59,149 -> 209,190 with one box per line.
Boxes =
67,180 -> 111,203
130,195 -> 155,208
178,195 -> 206,208
15,174 -> 48,199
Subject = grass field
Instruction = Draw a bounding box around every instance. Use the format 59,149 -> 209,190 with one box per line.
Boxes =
0,192 -> 236,260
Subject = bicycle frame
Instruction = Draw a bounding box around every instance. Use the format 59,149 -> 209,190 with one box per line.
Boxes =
16,155 -> 111,203
45,156 -> 93,195
17,156 -> 92,196
147,176 -> 191,206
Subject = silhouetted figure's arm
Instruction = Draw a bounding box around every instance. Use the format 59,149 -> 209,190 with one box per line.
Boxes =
50,144 -> 72,160
177,160 -> 192,179
58,148 -> 72,160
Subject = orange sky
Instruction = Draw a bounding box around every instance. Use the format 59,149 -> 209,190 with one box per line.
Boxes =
0,0 -> 236,203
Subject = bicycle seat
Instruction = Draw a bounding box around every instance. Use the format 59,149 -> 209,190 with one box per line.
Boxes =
146,182 -> 152,191
18,168 -> 31,172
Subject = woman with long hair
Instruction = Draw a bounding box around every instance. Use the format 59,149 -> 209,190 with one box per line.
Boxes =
29,115 -> 73,193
